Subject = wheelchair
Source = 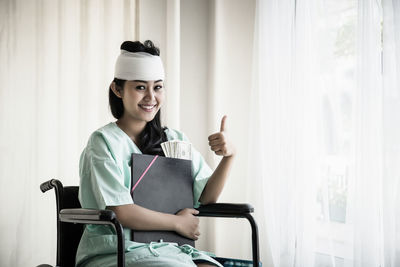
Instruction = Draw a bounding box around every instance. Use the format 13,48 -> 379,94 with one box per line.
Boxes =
39,179 -> 260,267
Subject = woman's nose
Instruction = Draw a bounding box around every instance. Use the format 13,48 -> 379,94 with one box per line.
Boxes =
144,88 -> 155,101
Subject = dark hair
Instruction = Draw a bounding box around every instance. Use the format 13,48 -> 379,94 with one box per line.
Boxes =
109,40 -> 167,155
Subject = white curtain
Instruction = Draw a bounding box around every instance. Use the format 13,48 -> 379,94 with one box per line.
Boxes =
250,0 -> 320,266
0,0 -> 137,265
352,0 -> 383,266
382,0 -> 400,266
252,0 -> 400,266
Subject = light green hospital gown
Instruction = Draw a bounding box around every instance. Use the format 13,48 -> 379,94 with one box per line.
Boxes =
76,122 -> 222,267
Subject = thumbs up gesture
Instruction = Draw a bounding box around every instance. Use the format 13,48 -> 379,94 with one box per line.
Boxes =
208,115 -> 236,157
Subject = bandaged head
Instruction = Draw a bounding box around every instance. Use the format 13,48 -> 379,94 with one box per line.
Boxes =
114,50 -> 165,81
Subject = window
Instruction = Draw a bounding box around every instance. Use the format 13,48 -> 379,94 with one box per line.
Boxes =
315,0 -> 357,265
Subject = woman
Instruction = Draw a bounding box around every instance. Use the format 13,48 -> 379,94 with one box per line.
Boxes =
76,40 -> 235,267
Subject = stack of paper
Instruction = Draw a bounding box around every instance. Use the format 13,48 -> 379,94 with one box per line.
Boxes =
161,140 -> 192,160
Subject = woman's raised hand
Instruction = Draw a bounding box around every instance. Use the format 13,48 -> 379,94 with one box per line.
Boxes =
208,115 -> 236,157
174,208 -> 200,240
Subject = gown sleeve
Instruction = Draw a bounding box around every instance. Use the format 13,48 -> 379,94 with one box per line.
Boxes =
79,132 -> 133,210
191,146 -> 213,208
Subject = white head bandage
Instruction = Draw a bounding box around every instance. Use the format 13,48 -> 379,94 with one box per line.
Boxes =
114,50 -> 165,81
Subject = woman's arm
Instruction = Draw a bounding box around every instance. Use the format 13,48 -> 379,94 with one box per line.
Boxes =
108,204 -> 201,240
199,115 -> 236,204
199,155 -> 235,204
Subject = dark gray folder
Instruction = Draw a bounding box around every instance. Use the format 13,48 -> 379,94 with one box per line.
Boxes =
130,153 -> 195,246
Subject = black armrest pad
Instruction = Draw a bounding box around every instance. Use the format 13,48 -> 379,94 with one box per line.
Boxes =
59,208 -> 117,224
196,203 -> 254,217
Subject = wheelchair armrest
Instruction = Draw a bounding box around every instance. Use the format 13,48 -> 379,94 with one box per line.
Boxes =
59,208 -> 125,267
196,203 -> 254,218
197,203 -> 260,265
59,208 -> 117,224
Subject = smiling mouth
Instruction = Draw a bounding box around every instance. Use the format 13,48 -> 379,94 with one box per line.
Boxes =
138,104 -> 157,112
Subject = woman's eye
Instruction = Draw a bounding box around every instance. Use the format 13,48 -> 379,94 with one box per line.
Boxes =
154,85 -> 163,90
136,85 -> 146,90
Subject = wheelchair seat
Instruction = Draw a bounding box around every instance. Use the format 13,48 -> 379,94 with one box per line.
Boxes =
39,179 -> 260,267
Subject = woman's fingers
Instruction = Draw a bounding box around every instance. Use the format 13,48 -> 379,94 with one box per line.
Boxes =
210,145 -> 224,152
188,208 -> 200,215
209,139 -> 226,147
220,115 -> 227,132
209,140 -> 230,155
175,208 -> 201,240
208,133 -> 220,141
207,116 -> 235,157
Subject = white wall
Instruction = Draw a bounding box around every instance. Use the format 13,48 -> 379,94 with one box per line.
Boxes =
206,0 -> 257,259
180,0 -> 215,251
139,0 -> 257,259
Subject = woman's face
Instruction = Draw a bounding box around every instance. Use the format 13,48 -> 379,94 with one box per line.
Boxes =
119,79 -> 165,123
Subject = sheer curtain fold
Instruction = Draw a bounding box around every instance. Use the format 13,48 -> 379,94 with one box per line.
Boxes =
383,0 -> 400,266
352,1 -> 384,267
0,1 -> 136,265
164,0 -> 181,129
251,0 -> 320,265
253,0 -> 400,266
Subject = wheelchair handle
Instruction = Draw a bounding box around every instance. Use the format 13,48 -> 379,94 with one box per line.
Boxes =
40,179 -> 58,193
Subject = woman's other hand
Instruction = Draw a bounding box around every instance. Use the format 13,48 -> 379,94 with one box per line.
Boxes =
208,115 -> 236,157
174,208 -> 200,240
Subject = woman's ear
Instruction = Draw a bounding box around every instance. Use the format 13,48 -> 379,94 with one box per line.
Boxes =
111,82 -> 123,98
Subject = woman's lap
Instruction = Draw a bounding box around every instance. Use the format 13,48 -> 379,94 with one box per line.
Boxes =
81,242 -> 221,267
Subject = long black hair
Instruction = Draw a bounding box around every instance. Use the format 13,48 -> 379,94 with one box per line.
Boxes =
109,40 -> 167,155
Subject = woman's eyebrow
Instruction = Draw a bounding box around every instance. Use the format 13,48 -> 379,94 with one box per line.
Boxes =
133,80 -> 163,83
